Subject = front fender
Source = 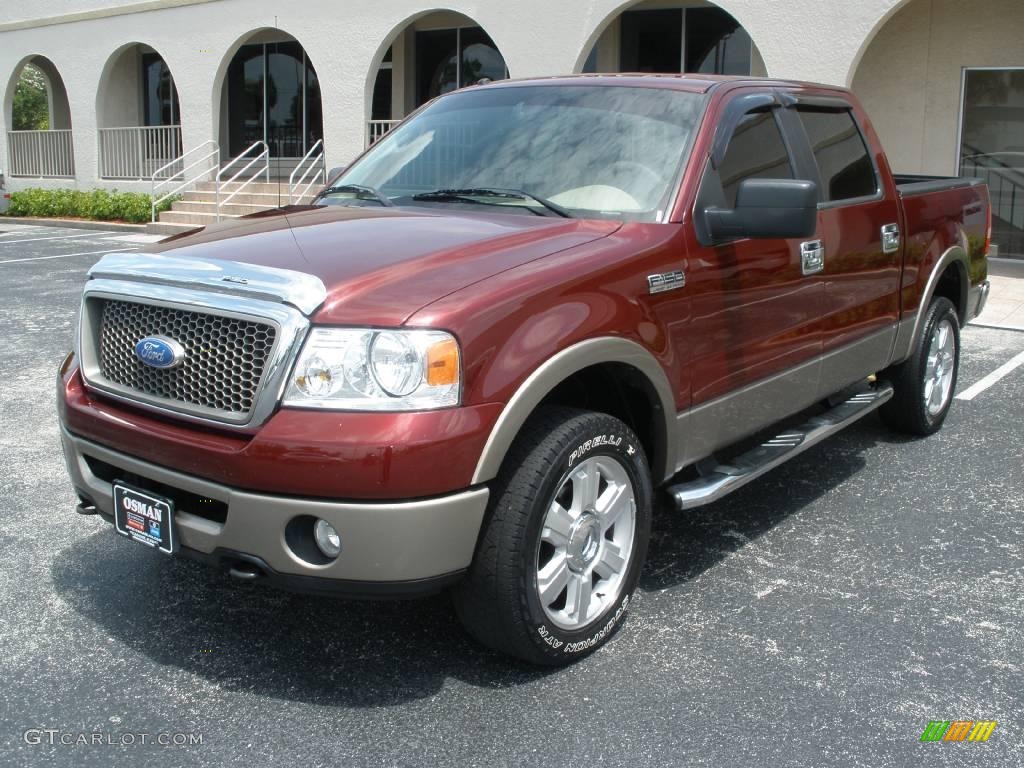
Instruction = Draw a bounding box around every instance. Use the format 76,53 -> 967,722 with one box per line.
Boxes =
470,337 -> 676,485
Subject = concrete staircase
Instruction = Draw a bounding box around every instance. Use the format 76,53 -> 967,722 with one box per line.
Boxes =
147,181 -> 317,235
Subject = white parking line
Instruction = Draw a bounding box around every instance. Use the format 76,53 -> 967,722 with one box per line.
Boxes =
0,227 -> 45,236
0,247 -> 139,265
0,232 -> 112,245
956,349 -> 1024,401
104,233 -> 166,244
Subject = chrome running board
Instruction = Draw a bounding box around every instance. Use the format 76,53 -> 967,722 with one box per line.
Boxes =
667,384 -> 894,510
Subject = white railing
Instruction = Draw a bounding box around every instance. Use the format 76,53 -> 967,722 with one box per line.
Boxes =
151,140 -> 220,222
7,130 -> 75,177
216,140 -> 270,221
367,120 -> 401,147
99,125 -> 182,180
288,139 -> 325,205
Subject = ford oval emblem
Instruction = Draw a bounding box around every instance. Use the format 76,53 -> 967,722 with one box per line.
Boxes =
134,336 -> 185,369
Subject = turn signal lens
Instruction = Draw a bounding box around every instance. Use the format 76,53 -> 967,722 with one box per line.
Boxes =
426,338 -> 460,386
985,201 -> 993,256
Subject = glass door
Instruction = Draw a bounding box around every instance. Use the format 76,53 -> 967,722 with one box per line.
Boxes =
959,68 -> 1024,258
415,27 -> 508,107
226,42 -> 323,160
226,43 -> 265,157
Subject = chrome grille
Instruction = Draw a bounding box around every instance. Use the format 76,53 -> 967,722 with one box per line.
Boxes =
97,299 -> 276,416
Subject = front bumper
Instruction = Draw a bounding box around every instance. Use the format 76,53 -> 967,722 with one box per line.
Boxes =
61,426 -> 489,595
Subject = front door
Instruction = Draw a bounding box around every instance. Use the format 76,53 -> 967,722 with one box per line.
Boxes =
680,94 -> 825,464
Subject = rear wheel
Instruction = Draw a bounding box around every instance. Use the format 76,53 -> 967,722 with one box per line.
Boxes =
880,296 -> 960,436
453,407 -> 652,665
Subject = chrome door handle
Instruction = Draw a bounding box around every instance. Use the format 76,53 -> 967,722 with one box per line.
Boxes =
881,223 -> 900,254
800,240 -> 825,275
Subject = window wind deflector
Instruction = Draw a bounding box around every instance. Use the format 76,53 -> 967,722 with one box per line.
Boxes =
711,91 -> 779,170
786,95 -> 852,111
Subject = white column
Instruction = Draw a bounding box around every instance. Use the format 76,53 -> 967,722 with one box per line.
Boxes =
0,53 -> 15,178
310,48 -> 368,170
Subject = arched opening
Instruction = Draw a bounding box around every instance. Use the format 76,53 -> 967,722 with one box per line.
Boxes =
577,2 -> 766,77
95,43 -> 183,179
851,0 -> 1024,258
217,28 -> 324,177
4,55 -> 74,177
366,11 -> 509,146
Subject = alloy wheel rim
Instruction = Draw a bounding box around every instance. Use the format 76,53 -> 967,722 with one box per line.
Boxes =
924,318 -> 955,417
535,456 -> 636,631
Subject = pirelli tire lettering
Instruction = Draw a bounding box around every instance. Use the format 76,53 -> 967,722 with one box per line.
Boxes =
568,434 -> 625,466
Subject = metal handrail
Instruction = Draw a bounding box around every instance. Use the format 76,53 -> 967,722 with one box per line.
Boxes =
151,139 -> 219,222
288,139 -> 325,205
961,143 -> 1024,253
100,125 -> 182,181
7,129 -> 75,178
366,119 -> 402,147
216,140 -> 270,221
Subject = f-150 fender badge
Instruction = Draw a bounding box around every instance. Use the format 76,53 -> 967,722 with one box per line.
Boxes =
647,270 -> 686,294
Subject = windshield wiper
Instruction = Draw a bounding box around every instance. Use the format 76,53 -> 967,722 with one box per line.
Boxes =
318,184 -> 394,207
412,188 -> 572,218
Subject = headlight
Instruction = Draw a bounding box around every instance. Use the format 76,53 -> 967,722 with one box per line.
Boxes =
283,328 -> 460,410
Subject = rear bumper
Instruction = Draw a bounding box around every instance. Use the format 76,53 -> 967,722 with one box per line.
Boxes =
61,425 -> 489,594
969,279 -> 991,320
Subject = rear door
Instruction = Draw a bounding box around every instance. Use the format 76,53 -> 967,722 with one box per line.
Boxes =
780,98 -> 902,396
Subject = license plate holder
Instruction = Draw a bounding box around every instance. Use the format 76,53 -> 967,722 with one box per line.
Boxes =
113,481 -> 177,555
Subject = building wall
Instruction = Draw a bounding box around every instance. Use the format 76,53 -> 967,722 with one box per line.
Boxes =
851,0 -> 1024,175
0,0 -> 1017,190
96,45 -> 141,129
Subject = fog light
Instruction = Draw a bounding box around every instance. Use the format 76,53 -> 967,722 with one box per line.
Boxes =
313,519 -> 342,558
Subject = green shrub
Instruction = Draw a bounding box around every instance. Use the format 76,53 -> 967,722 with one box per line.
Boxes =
4,188 -> 175,224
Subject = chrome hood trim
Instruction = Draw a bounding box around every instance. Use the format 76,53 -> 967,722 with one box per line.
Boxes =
87,253 -> 327,316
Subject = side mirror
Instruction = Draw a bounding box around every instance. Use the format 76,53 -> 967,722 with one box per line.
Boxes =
704,178 -> 818,241
327,166 -> 346,182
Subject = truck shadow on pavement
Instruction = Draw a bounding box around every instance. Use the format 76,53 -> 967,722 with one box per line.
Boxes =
640,415 -> 883,594
50,416 -> 890,707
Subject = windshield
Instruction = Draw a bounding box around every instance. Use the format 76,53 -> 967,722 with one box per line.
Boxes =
328,85 -> 707,222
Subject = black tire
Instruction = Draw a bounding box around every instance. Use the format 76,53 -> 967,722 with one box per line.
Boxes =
453,406 -> 652,665
880,296 -> 960,436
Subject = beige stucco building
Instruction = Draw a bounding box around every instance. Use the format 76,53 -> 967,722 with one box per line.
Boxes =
1,0 -> 1022,249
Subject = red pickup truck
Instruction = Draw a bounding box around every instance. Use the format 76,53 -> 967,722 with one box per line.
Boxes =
59,75 -> 990,664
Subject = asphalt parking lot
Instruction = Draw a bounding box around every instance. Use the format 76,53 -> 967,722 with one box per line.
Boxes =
1,222 -> 1022,767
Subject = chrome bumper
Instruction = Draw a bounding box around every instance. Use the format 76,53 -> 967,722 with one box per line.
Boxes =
60,426 -> 488,587
970,279 -> 991,320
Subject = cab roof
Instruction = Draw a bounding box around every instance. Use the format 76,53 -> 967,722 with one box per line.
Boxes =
473,73 -> 843,95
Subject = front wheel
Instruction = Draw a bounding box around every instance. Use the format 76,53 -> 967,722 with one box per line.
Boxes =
880,296 -> 960,436
453,407 -> 652,665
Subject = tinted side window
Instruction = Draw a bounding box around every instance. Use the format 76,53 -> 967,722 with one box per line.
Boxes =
797,108 -> 878,202
719,110 -> 794,207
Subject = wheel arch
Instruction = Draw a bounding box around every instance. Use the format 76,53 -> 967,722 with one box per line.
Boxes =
892,244 -> 969,364
471,337 -> 677,486
933,257 -> 969,326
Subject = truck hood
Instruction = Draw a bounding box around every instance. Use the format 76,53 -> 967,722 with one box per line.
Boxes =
148,206 -> 620,325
